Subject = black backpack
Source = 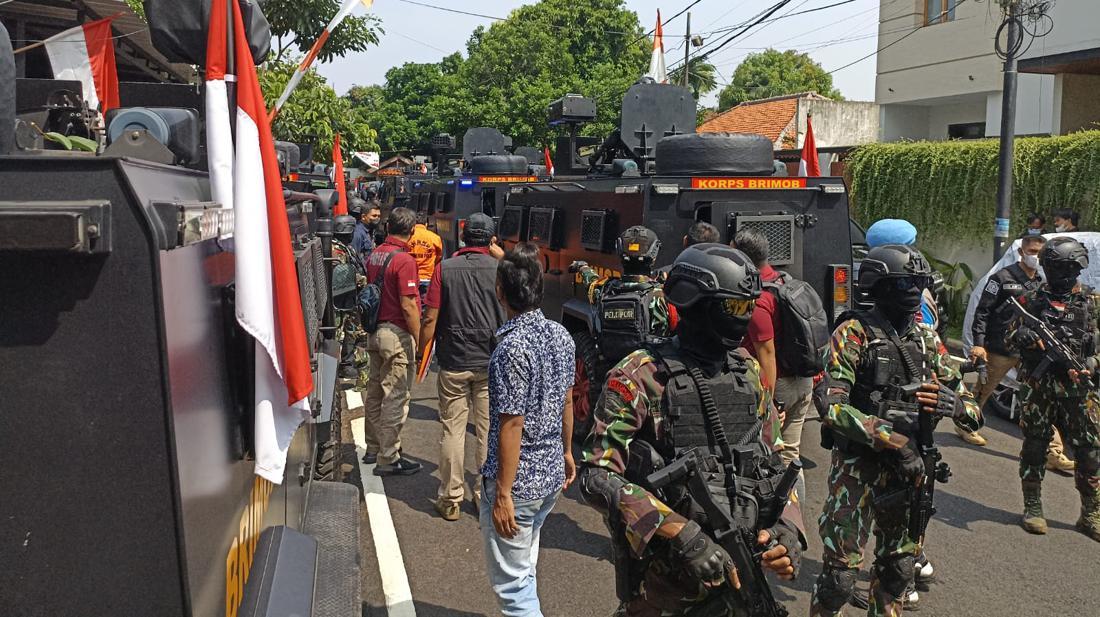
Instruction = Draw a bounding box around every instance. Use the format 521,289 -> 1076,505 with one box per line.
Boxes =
762,272 -> 829,377
595,281 -> 666,365
358,250 -> 399,334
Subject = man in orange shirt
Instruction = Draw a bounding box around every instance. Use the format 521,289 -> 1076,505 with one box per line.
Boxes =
409,211 -> 444,300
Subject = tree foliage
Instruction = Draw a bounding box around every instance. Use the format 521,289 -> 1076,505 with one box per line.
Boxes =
348,0 -> 650,153
263,0 -> 383,63
259,60 -> 377,162
717,49 -> 842,111
847,132 -> 1100,240
669,59 -> 718,100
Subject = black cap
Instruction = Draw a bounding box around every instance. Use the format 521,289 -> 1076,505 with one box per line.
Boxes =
464,213 -> 496,242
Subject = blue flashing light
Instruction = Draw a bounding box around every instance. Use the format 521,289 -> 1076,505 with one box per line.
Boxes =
447,180 -> 455,185
460,179 -> 474,187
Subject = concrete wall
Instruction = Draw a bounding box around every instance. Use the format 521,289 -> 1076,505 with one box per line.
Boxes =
1019,0 -> 1100,61
926,97 -> 989,139
881,104 -> 931,141
984,73 -> 1057,136
876,0 -> 1003,105
796,99 -> 880,147
1056,73 -> 1100,134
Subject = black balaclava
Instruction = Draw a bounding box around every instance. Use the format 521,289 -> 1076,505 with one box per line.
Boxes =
873,279 -> 923,333
1045,263 -> 1081,297
677,300 -> 752,374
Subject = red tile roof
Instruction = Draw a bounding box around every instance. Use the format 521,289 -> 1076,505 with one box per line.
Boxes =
698,93 -> 822,142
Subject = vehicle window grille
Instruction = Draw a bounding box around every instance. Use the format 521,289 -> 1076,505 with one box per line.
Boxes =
580,209 -> 614,252
735,216 -> 795,265
311,239 -> 327,327
297,244 -> 320,348
528,207 -> 557,247
499,206 -> 523,241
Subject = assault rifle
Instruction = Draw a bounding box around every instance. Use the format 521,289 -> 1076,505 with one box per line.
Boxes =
647,449 -> 802,617
1007,297 -> 1088,381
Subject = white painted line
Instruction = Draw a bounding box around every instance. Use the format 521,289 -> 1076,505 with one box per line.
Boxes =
351,400 -> 417,617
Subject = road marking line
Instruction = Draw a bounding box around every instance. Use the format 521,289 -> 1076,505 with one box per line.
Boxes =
351,396 -> 417,617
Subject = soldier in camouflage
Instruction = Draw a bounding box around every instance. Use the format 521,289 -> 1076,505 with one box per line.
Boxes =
810,245 -> 981,617
1007,237 -> 1100,541
332,215 -> 372,392
570,226 -> 675,367
579,243 -> 805,617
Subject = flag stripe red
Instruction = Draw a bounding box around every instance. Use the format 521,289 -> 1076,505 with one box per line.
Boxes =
80,18 -> 119,112
231,0 -> 313,406
206,0 -> 227,80
333,133 -> 348,216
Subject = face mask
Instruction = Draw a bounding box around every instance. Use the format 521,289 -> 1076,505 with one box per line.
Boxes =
874,280 -> 924,326
1026,228 -> 1043,236
1055,224 -> 1069,233
1021,254 -> 1040,270
1045,264 -> 1080,295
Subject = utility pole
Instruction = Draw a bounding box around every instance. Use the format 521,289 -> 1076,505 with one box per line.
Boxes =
993,1 -> 1021,260
683,12 -> 691,89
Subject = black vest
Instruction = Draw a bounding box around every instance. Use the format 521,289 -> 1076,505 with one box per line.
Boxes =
435,251 -> 506,371
1020,289 -> 1095,375
596,278 -> 660,366
843,310 -> 928,440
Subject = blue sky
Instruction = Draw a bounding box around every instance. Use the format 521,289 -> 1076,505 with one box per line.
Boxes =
316,0 -> 885,106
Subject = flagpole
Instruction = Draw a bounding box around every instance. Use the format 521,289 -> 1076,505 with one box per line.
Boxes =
225,0 -> 237,142
683,13 -> 690,89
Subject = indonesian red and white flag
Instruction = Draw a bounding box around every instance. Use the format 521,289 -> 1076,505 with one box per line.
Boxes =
646,11 -> 668,84
44,16 -> 120,113
798,114 -> 821,177
207,0 -> 314,483
333,133 -> 348,215
543,146 -> 555,178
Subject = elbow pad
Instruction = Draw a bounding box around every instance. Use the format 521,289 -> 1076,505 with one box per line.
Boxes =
579,465 -> 626,516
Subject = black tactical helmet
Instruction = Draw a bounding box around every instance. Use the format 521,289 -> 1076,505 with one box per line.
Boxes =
664,243 -> 761,308
347,197 -> 367,218
616,225 -> 661,273
333,215 -> 357,241
1041,236 -> 1089,270
857,244 -> 933,291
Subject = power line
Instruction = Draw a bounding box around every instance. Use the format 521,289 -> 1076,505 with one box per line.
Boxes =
666,0 -> 794,73
825,0 -> 972,75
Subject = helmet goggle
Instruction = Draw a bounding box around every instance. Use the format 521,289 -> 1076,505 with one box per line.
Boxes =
720,298 -> 755,317
889,275 -> 934,291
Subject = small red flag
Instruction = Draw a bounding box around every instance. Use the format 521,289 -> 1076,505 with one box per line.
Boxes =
798,115 -> 821,177
543,146 -> 555,178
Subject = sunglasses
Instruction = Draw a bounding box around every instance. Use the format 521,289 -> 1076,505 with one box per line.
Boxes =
889,276 -> 934,291
720,298 -> 756,317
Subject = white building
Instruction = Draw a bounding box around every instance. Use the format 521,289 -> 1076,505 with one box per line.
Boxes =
876,0 -> 1100,141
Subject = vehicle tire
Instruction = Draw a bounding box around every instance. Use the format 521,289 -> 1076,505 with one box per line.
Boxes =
655,132 -> 775,176
572,330 -> 605,442
469,154 -> 528,175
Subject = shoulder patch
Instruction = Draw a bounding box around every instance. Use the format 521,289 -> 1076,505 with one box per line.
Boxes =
984,279 -> 1001,295
607,378 -> 635,403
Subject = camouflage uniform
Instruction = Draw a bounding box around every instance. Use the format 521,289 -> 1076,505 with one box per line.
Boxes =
333,240 -> 371,391
581,349 -> 804,616
1009,287 -> 1100,512
810,318 -> 980,617
578,267 -> 674,339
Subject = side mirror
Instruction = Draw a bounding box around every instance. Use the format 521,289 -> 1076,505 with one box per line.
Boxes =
331,262 -> 358,312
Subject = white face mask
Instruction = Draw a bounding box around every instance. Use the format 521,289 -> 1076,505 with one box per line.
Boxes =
1022,253 -> 1040,270
1055,224 -> 1069,233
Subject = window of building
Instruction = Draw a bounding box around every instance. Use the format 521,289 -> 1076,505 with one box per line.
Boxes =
926,0 -> 958,25
948,122 -> 986,140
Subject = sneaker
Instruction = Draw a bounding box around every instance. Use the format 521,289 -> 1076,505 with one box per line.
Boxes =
904,585 -> 920,610
361,451 -> 377,465
373,456 -> 423,476
954,426 -> 987,446
434,500 -> 460,521
1046,454 -> 1076,475
915,555 -> 935,582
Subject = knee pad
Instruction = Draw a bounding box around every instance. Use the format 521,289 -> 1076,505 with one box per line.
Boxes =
579,466 -> 624,515
874,554 -> 916,599
814,567 -> 858,612
1020,437 -> 1050,465
1075,448 -> 1100,492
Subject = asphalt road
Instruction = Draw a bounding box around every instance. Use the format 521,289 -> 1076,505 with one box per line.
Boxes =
345,373 -> 1100,617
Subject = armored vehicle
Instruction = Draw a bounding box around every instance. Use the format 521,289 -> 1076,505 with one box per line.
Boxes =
499,81 -> 857,435
0,13 -> 358,617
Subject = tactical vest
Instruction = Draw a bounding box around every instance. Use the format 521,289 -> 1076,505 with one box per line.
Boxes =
435,251 -> 507,372
595,279 -> 664,365
845,310 -> 927,428
1020,290 -> 1095,375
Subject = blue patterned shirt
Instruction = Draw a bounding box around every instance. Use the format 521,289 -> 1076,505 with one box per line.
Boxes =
482,309 -> 576,501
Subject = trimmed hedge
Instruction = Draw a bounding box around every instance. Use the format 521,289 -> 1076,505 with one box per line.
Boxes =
846,131 -> 1100,239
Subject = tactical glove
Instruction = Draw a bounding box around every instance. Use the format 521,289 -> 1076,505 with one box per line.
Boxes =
1014,326 -> 1041,350
568,260 -> 588,274
765,521 -> 803,579
934,383 -> 967,420
670,520 -> 733,586
893,441 -> 925,482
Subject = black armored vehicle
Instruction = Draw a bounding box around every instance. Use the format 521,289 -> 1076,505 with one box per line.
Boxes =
500,81 -> 857,433
0,9 -> 358,617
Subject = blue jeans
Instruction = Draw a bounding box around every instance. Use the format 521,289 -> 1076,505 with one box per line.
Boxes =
480,480 -> 560,617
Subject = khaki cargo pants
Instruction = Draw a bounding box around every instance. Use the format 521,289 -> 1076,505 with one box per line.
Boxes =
364,322 -> 416,464
437,369 -> 490,506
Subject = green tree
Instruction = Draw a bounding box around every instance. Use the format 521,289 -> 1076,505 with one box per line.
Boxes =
124,0 -> 145,19
259,60 -> 377,162
717,49 -> 842,111
262,0 -> 383,63
669,59 -> 718,100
